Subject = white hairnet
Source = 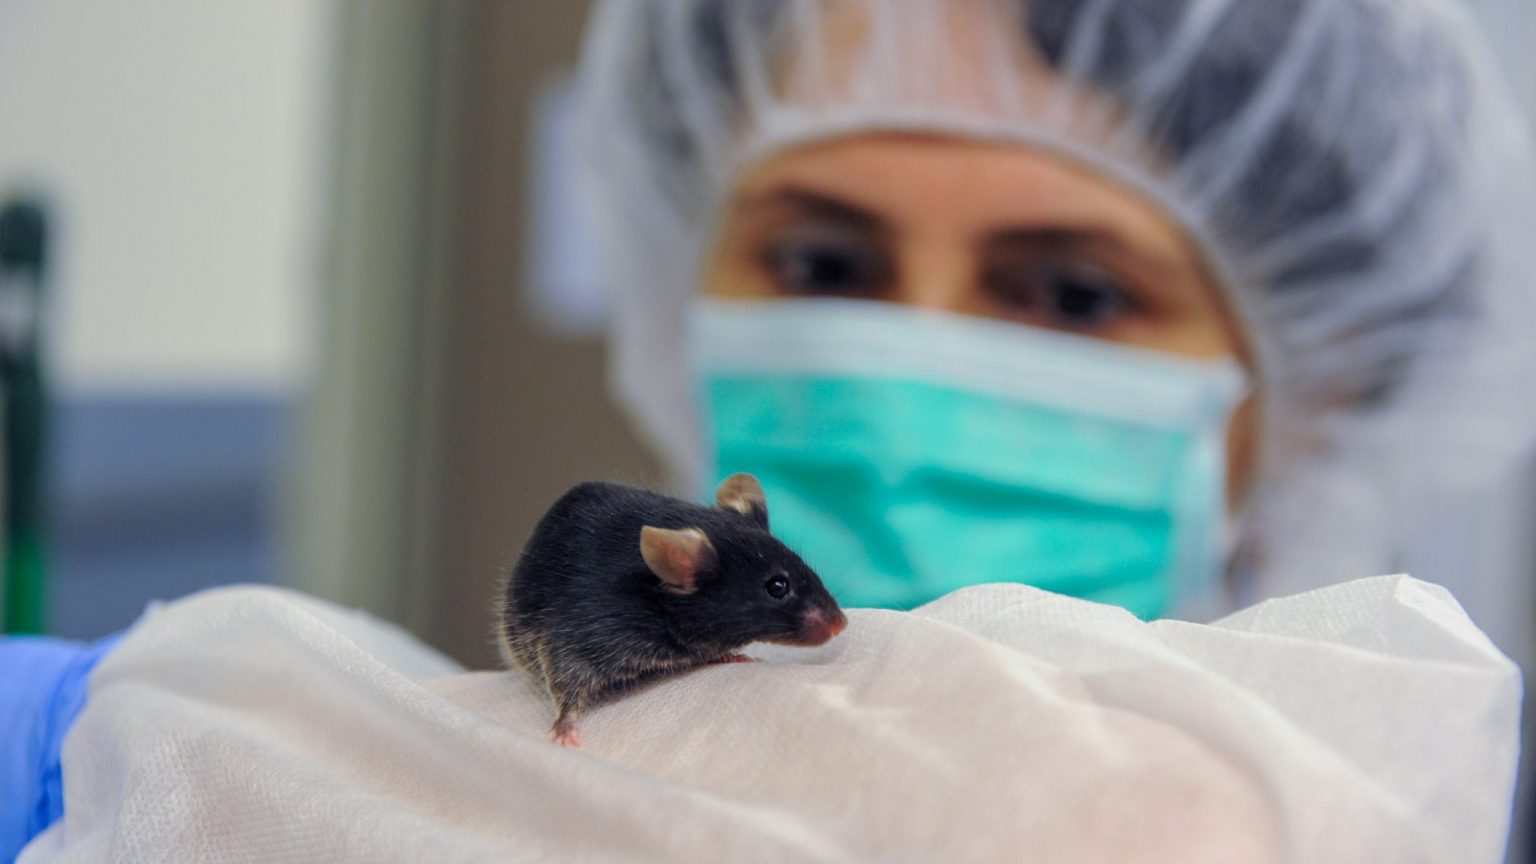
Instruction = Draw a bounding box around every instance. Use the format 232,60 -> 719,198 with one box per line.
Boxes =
572,0 -> 1536,611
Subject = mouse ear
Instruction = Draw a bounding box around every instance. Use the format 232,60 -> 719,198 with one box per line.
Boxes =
715,473 -> 768,528
639,526 -> 717,594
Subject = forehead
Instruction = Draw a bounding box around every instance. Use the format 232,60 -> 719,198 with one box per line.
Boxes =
711,523 -> 797,566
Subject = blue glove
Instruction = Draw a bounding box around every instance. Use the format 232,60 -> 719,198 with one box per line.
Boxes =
1,633 -> 121,863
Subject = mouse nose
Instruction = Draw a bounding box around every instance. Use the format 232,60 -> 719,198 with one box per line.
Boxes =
798,607 -> 847,646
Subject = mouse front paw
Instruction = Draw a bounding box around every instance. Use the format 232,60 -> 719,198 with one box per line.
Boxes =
707,653 -> 758,664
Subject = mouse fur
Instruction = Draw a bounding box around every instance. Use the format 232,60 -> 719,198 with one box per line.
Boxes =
500,474 -> 846,747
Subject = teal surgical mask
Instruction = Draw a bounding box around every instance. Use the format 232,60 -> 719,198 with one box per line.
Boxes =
689,298 -> 1247,619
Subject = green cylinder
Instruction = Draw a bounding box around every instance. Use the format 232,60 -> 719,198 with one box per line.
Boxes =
1,199 -> 50,633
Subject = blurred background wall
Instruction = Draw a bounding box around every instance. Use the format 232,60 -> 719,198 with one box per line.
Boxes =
282,0 -> 663,670
0,0 -> 662,666
0,0 -> 332,638
396,0 -> 663,668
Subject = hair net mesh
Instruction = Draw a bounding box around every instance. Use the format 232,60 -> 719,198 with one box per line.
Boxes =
571,0 -> 1536,609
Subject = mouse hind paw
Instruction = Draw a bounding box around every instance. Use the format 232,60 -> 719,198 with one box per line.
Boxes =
548,725 -> 583,748
548,713 -> 583,748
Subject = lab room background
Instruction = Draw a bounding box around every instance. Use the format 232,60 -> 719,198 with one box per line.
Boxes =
1,0 -> 1534,857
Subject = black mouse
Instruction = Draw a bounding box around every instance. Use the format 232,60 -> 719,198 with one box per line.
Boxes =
499,473 -> 847,748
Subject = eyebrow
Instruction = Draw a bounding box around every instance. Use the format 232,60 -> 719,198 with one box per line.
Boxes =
732,186 -> 889,234
736,184 -> 1187,276
984,227 -> 1186,278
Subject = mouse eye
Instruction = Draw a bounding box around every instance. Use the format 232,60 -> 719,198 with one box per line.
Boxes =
764,574 -> 790,599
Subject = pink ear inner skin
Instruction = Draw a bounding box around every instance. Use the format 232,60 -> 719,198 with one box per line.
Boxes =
640,526 -> 715,593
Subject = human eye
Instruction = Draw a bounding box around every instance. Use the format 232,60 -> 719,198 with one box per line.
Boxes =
758,223 -> 893,299
981,255 -> 1139,331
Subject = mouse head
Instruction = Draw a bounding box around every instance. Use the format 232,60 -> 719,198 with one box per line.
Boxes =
638,474 -> 846,650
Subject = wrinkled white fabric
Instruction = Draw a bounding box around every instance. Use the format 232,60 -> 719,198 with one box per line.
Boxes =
21,577 -> 1519,863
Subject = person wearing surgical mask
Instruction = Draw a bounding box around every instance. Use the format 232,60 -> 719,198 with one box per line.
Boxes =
573,0 -> 1536,622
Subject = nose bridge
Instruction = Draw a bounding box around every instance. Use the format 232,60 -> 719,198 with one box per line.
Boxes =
810,589 -> 845,622
896,229 -> 974,313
